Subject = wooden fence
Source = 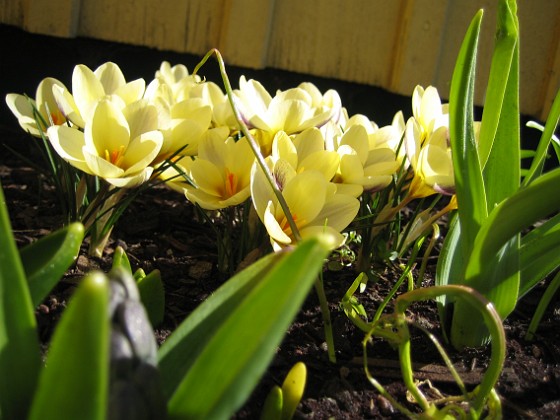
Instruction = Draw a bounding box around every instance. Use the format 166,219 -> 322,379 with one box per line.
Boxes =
2,0 -> 559,120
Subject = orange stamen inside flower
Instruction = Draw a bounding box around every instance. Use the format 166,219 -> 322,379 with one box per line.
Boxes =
224,168 -> 238,197
280,213 -> 298,236
50,112 -> 65,126
104,145 -> 126,166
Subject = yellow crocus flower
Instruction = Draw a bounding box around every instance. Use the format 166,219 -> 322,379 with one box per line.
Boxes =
6,77 -> 68,136
47,98 -> 162,188
181,133 -> 255,210
251,158 -> 359,250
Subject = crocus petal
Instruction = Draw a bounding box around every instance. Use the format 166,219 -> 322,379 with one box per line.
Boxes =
114,79 -> 146,104
282,170 -> 327,224
46,125 -> 92,174
72,64 -> 105,122
94,62 -> 126,94
188,158 -> 224,197
105,167 -> 153,188
83,149 -> 125,179
121,131 -> 163,174
299,225 -> 345,250
292,128 -> 326,160
264,201 -> 293,245
310,193 -> 359,233
87,99 -> 130,156
299,150 -> 339,181
5,94 -> 40,135
340,125 -> 369,164
272,131 -> 298,169
52,84 -> 85,128
123,100 -> 159,139
404,117 -> 422,169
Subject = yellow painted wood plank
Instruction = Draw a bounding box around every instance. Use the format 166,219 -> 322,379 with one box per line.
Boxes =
78,0 -> 224,55
388,0 -> 449,97
218,0 -> 276,68
266,0 -> 403,86
0,0 -> 24,27
434,0 -> 560,118
23,0 -> 80,37
517,0 -> 560,120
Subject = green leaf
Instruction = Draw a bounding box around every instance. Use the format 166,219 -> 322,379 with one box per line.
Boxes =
260,386 -> 283,420
466,167 -> 560,281
449,9 -> 487,255
21,222 -> 84,307
137,269 -> 165,327
519,213 -> 560,297
28,272 -> 110,420
158,250 -> 282,398
0,181 -> 41,420
523,88 -> 560,186
482,9 -> 520,209
111,245 -> 132,274
478,0 -> 519,169
165,237 -> 331,420
449,0 -> 522,347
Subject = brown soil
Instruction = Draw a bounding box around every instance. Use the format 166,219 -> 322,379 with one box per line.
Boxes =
1,24 -> 559,419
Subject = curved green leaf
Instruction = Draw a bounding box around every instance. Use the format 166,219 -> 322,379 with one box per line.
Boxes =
29,272 -> 110,420
519,213 -> 560,297
158,250 -> 283,398
466,167 -> 560,282
137,269 -> 165,327
0,182 -> 41,420
166,237 -> 331,420
21,222 -> 84,307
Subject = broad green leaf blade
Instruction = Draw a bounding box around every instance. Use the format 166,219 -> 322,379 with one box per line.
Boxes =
478,0 -> 519,168
166,237 -> 331,420
449,9 -> 487,254
21,222 -> 84,307
137,269 -> 165,327
519,213 -> 560,296
482,3 -> 520,209
466,167 -> 560,282
29,272 -> 110,420
435,214 -> 465,337
450,235 -> 518,348
523,88 -> 560,186
450,1 -> 522,347
158,250 -> 283,398
0,182 -> 41,420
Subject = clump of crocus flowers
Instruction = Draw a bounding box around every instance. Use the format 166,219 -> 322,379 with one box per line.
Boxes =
6,60 -> 458,266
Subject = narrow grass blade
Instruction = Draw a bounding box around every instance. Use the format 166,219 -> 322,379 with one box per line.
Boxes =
29,272 -> 110,420
21,222 -> 84,307
0,182 -> 41,420
166,237 -> 331,420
